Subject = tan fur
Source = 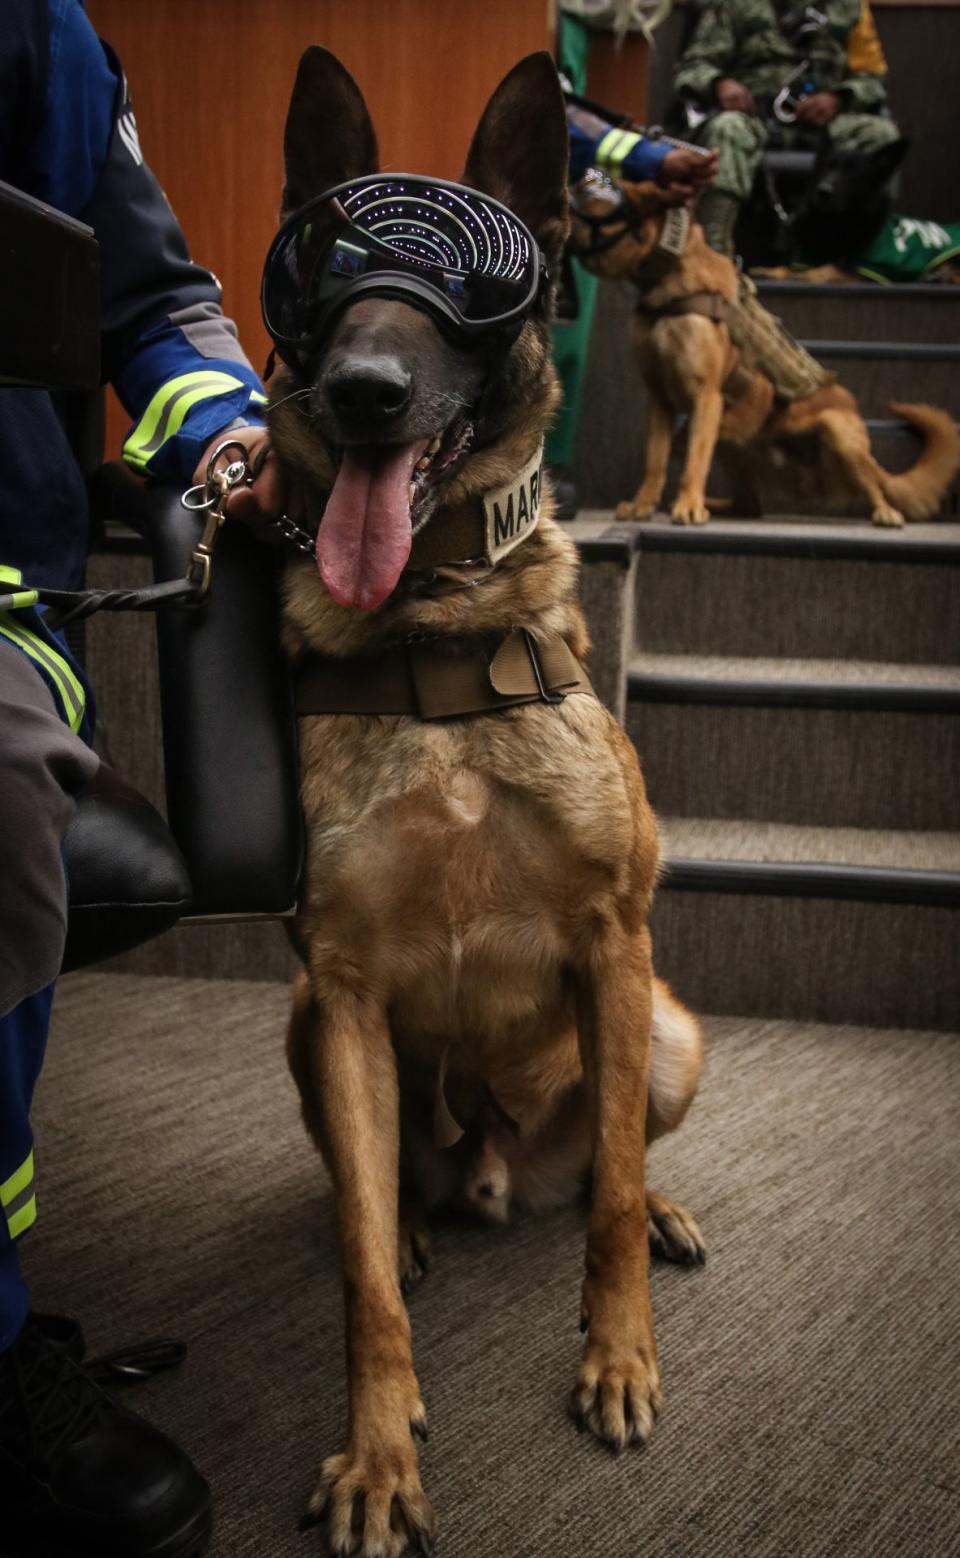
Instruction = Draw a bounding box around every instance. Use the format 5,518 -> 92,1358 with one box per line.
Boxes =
575,182 -> 960,527
279,280 -> 704,1558
277,65 -> 704,1553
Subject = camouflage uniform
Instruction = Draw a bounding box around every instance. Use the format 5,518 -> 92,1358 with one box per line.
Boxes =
674,0 -> 899,203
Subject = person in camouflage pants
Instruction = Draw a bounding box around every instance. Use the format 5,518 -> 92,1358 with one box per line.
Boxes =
673,0 -> 900,255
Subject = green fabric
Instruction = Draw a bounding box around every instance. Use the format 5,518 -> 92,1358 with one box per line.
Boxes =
696,188 -> 740,256
854,215 -> 960,282
697,105 -> 899,202
674,0 -> 889,111
548,12 -> 600,470
547,261 -> 600,467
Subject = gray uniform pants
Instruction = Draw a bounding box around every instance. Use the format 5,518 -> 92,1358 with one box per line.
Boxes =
698,108 -> 901,202
0,640 -> 98,1018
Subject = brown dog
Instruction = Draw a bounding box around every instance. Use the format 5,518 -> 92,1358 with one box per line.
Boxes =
269,48 -> 704,1558
572,179 -> 960,527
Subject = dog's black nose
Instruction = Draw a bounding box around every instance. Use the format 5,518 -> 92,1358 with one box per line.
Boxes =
324,356 -> 413,425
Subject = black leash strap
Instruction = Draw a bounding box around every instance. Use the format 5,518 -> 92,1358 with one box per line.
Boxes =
0,576 -> 202,630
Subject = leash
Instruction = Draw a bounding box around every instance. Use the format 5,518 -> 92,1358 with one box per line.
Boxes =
0,439 -> 256,629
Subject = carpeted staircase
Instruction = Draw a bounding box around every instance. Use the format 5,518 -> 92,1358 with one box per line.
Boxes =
571,278 -> 960,1035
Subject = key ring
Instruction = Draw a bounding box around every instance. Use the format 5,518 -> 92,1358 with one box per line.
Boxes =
180,440 -> 254,511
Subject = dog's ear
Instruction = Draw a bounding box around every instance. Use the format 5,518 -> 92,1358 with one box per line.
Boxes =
462,53 -> 569,267
282,47 -> 378,215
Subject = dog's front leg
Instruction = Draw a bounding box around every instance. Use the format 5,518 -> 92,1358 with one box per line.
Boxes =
572,924 -> 661,1452
672,387 -> 723,526
616,395 -> 673,522
303,986 -> 434,1556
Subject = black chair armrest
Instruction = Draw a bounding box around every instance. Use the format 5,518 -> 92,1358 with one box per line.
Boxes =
89,462 -> 303,919
63,765 -> 191,971
763,149 -> 817,179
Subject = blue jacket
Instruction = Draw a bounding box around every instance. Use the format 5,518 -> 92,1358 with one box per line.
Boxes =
0,0 -> 266,589
567,114 -> 669,184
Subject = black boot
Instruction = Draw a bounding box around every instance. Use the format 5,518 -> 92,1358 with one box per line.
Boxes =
0,1315 -> 212,1558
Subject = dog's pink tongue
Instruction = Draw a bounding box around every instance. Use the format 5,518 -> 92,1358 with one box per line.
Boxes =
317,440 -> 428,612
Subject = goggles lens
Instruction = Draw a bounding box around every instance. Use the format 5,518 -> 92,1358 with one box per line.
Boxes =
262,175 -> 543,365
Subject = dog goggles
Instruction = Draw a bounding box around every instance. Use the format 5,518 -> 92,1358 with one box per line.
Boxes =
261,174 -> 545,368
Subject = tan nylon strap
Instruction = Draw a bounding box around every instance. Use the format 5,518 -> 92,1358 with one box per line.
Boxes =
408,504 -> 483,570
295,630 -> 592,721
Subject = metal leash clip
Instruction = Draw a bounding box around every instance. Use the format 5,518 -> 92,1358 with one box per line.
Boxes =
180,440 -> 253,596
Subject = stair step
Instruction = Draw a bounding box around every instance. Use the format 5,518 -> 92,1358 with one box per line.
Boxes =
627,651 -> 960,712
626,653 -> 960,829
650,883 -> 959,1030
799,339 -> 960,363
801,354 -> 959,421
591,513 -> 960,563
573,512 -> 960,665
651,813 -> 960,1024
755,279 -> 960,346
619,527 -> 960,662
659,815 -> 960,907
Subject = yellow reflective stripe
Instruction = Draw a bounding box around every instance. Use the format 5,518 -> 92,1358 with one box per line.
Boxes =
0,617 -> 85,731
123,370 -> 247,470
250,391 -> 268,405
1,1150 -> 34,1207
596,128 -> 642,173
0,565 -> 38,606
8,1196 -> 38,1240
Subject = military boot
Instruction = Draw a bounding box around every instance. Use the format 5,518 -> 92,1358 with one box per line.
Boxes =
0,1314 -> 212,1558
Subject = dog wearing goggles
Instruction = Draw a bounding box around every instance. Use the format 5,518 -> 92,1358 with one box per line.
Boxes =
270,49 -> 704,1556
570,176 -> 960,528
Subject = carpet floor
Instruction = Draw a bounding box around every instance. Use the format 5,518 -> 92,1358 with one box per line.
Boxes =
20,974 -> 960,1558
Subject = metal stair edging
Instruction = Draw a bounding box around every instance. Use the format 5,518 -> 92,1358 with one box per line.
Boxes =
661,855 -> 960,908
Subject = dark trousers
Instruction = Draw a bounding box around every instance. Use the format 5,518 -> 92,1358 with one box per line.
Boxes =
0,635 -> 97,1349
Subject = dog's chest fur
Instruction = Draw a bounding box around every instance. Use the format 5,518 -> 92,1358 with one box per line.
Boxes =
295,692 -> 650,1060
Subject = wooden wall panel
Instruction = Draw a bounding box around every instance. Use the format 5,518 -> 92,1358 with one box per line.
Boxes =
87,0 -> 553,456
585,33 -> 650,125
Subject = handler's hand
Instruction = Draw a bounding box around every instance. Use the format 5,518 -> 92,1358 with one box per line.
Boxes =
194,423 -> 303,544
795,90 -> 841,127
660,147 -> 719,199
715,78 -> 755,113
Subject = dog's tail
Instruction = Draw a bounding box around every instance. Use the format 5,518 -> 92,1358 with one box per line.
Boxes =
878,403 -> 960,520
647,977 -> 703,1144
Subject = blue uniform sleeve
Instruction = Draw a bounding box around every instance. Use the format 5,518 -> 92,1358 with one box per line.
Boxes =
26,0 -> 115,216
568,117 -> 669,184
33,2 -> 265,482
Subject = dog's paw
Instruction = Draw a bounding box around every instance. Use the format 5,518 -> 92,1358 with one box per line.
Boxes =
872,504 -> 905,528
301,1443 -> 435,1557
570,1321 -> 660,1452
570,1271 -> 660,1452
670,498 -> 710,526
646,1189 -> 705,1267
399,1222 -> 431,1297
615,500 -> 657,523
